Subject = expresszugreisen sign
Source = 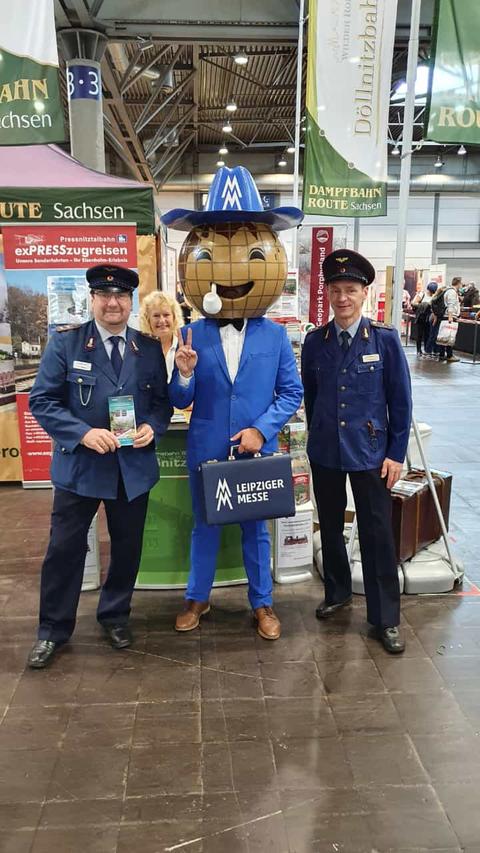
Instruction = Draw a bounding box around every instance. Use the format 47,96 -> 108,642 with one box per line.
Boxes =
0,189 -> 155,234
0,0 -> 65,145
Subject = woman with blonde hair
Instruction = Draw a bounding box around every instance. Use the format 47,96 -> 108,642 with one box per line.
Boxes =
140,291 -> 183,381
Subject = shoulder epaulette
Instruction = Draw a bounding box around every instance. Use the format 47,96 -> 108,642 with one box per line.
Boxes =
55,324 -> 79,333
370,320 -> 394,330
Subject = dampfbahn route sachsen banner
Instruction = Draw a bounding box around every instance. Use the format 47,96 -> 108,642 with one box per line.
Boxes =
302,0 -> 398,218
425,0 -> 480,144
0,0 -> 65,145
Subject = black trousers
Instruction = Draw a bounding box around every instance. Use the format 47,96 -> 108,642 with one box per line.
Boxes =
311,464 -> 400,628
38,482 -> 149,644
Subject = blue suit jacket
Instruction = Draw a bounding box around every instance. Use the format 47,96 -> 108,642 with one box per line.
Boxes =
29,320 -> 172,501
301,317 -> 412,471
169,317 -> 303,471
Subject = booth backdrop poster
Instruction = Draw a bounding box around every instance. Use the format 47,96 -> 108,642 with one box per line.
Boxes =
425,0 -> 480,144
0,0 -> 65,145
302,0 -> 397,218
0,238 -> 22,480
309,227 -> 333,327
1,224 -> 137,484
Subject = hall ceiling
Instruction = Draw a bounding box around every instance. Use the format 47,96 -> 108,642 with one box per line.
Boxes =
54,0 -> 436,187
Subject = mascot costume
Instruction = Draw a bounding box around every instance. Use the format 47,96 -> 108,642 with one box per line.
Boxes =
163,166 -> 303,640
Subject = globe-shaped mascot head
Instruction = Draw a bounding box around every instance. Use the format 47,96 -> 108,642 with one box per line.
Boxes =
161,166 -> 304,319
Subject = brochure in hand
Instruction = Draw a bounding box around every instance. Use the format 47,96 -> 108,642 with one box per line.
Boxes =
108,395 -> 136,446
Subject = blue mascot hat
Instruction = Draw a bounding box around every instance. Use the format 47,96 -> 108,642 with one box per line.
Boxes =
161,165 -> 304,232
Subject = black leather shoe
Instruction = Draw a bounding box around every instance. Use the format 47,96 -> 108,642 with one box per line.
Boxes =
316,596 -> 353,620
27,640 -> 58,669
102,624 -> 133,649
378,626 -> 405,654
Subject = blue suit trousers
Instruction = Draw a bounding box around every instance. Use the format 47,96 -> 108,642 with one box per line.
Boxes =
186,470 -> 273,609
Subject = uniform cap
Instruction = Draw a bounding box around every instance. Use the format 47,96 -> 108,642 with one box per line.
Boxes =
86,265 -> 139,293
322,249 -> 375,286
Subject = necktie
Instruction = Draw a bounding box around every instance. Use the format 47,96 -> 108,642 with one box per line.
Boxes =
216,318 -> 245,332
340,330 -> 351,353
109,336 -> 123,378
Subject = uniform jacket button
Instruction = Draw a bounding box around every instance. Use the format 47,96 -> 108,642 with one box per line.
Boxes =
77,377 -> 83,383
340,402 -> 346,409
341,368 -> 347,374
340,420 -> 346,427
340,385 -> 346,391
369,365 -> 375,372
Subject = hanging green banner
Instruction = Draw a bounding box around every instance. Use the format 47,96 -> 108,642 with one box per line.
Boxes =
0,0 -> 65,145
302,0 -> 397,218
425,0 -> 480,144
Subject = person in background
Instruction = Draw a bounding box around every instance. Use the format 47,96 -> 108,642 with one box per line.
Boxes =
412,282 -> 436,358
462,282 -> 479,309
140,291 -> 183,382
436,276 -> 462,363
424,282 -> 440,359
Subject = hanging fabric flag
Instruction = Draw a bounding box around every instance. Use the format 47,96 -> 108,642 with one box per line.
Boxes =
425,0 -> 480,144
0,0 -> 65,145
302,0 -> 398,218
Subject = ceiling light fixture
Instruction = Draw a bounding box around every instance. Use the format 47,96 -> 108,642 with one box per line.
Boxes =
286,145 -> 295,154
216,159 -> 225,167
277,155 -> 287,167
219,146 -> 228,155
434,153 -> 444,168
226,100 -> 237,112
391,143 -> 400,156
222,122 -> 233,133
233,50 -> 248,66
458,144 -> 467,155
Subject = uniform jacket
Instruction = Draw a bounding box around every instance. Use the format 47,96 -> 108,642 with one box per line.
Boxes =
169,317 -> 303,471
29,320 -> 172,501
301,317 -> 412,471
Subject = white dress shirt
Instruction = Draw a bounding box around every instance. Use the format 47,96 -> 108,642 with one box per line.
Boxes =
95,321 -> 127,359
178,320 -> 247,385
164,338 -> 178,383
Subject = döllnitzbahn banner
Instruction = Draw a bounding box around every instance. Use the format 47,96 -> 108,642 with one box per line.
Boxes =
425,0 -> 480,144
0,0 -> 65,145
302,0 -> 398,218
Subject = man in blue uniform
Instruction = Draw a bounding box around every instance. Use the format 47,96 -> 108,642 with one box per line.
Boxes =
27,265 -> 172,669
302,250 -> 412,653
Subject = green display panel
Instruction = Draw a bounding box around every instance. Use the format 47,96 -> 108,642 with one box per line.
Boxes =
136,426 -> 247,588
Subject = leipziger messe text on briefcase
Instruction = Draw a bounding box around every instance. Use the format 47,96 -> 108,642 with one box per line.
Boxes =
200,450 -> 295,525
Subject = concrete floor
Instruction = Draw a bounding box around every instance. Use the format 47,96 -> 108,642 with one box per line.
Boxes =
0,345 -> 479,853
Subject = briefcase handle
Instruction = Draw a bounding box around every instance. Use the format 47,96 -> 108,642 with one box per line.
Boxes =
228,444 -> 261,461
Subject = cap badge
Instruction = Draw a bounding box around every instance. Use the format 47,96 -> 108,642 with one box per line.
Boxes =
340,267 -> 346,274
106,275 -> 114,282
336,256 -> 348,263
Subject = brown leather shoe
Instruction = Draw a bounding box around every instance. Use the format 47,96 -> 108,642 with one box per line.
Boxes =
254,606 -> 281,641
175,600 -> 210,632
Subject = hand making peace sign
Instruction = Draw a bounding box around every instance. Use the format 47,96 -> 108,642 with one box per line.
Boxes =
175,328 -> 198,378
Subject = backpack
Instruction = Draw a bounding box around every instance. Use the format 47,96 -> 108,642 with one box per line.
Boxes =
431,288 -> 451,319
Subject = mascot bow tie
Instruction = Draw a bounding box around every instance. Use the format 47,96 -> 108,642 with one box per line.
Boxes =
216,318 -> 245,332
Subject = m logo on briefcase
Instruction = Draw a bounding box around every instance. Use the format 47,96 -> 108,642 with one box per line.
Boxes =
216,478 -> 233,511
200,451 -> 295,525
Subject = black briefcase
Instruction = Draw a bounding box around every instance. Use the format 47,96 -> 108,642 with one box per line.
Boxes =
199,450 -> 295,526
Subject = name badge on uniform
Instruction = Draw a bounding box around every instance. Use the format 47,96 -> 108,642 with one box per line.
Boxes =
73,360 -> 92,371
362,354 -> 380,363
